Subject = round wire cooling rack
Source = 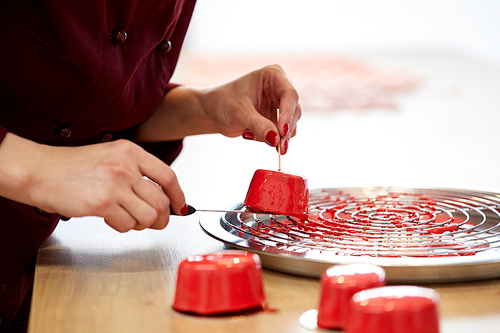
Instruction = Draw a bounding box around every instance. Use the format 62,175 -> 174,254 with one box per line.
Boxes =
199,187 -> 500,283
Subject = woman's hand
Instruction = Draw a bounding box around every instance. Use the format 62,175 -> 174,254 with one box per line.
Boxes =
137,64 -> 301,155
201,64 -> 301,154
0,133 -> 186,232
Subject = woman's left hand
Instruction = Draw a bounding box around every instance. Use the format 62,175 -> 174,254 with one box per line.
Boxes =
200,64 -> 301,155
137,64 -> 301,155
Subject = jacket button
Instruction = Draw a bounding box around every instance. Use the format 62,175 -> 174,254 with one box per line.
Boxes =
56,124 -> 72,139
112,29 -> 128,43
100,131 -> 113,142
157,40 -> 172,53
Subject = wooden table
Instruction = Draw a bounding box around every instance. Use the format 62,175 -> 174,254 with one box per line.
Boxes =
28,49 -> 500,332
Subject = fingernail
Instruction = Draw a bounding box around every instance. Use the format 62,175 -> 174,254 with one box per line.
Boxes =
283,123 -> 290,137
181,204 -> 188,216
265,130 -> 278,146
283,139 -> 289,154
242,130 -> 254,140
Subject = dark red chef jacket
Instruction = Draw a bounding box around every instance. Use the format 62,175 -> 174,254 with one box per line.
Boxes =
0,0 -> 196,331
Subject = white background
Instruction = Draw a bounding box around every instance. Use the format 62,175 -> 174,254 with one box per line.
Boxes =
184,0 -> 500,65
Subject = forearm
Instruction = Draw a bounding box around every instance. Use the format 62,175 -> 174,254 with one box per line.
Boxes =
137,85 -> 220,142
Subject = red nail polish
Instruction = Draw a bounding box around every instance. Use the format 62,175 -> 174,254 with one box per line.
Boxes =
265,130 -> 278,146
283,139 -> 289,154
181,204 -> 188,216
242,131 -> 254,140
283,123 -> 289,137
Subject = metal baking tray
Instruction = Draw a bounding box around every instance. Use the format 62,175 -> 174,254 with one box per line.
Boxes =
199,187 -> 500,283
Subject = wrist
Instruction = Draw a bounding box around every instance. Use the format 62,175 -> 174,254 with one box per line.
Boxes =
137,86 -> 219,142
0,133 -> 47,207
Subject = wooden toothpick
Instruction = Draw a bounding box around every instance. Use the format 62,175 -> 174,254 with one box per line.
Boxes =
277,108 -> 281,171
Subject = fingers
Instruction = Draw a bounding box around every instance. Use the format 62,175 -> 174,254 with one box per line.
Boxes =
98,141 -> 185,232
131,177 -> 170,230
272,68 -> 301,155
102,205 -> 138,233
279,100 -> 301,155
235,97 -> 279,146
278,89 -> 301,138
240,65 -> 301,155
136,148 -> 186,217
100,177 -> 170,232
243,115 -> 280,147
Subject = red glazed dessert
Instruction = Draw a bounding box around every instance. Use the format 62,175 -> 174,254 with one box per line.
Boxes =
348,286 -> 440,333
172,250 -> 265,315
243,169 -> 309,218
317,264 -> 386,330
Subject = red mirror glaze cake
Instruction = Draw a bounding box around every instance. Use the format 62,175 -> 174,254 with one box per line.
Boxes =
317,264 -> 386,330
244,169 -> 309,218
348,286 -> 440,333
173,251 -> 265,315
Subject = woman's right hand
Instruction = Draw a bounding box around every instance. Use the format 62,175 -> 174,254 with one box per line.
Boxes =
0,133 -> 186,232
